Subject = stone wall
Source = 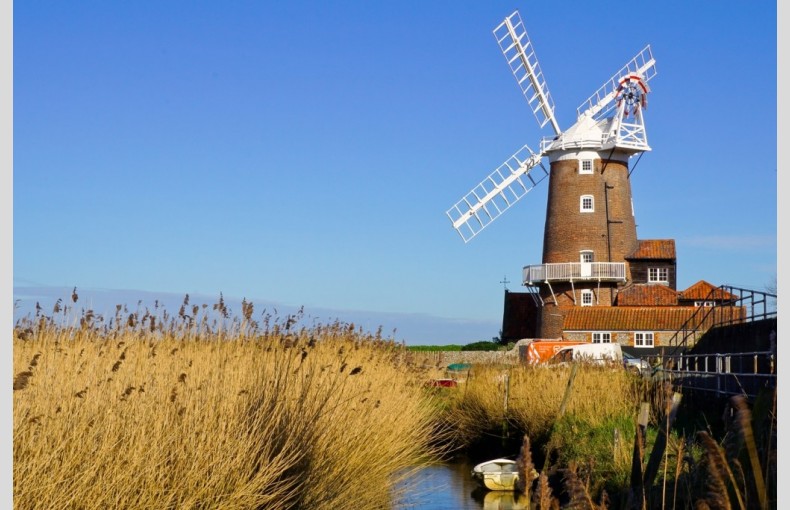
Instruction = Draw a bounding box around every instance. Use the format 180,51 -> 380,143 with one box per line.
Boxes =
408,349 -> 521,368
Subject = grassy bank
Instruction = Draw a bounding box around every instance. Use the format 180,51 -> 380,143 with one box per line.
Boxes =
435,363 -> 639,494
13,316 -> 447,509
432,362 -> 777,509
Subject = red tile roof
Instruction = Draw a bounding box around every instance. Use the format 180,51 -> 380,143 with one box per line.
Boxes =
679,280 -> 737,301
616,284 -> 679,306
626,239 -> 676,260
562,306 -> 745,331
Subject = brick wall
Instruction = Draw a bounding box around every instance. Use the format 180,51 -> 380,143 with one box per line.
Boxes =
535,154 -> 639,332
542,157 -> 637,267
538,306 -> 567,339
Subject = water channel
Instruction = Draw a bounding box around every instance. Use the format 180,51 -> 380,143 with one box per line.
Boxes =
393,457 -> 530,510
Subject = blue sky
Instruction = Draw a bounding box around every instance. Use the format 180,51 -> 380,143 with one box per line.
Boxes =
11,1 -> 777,344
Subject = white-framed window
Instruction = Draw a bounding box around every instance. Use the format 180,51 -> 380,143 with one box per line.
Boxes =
635,332 -> 654,348
580,195 -> 594,213
631,198 -> 635,217
694,301 -> 715,307
592,332 -> 611,344
579,159 -> 593,174
581,289 -> 594,306
580,250 -> 594,263
648,267 -> 668,283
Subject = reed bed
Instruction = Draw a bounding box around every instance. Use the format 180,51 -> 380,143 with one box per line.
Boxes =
15,294 -> 776,508
13,308 -> 446,509
438,362 -> 643,502
442,363 -> 639,446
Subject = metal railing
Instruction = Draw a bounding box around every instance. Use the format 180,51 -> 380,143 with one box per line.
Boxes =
654,351 -> 776,398
523,262 -> 626,284
666,285 -> 777,354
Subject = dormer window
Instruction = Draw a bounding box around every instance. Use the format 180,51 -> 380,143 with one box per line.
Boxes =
648,267 -> 668,284
579,159 -> 593,174
580,195 -> 594,213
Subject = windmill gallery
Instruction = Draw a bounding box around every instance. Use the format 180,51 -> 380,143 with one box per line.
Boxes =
445,11 -> 744,355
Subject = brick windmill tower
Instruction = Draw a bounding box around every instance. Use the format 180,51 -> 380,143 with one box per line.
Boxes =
446,11 -> 657,339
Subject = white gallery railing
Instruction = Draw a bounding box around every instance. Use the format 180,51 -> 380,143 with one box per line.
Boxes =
522,262 -> 626,284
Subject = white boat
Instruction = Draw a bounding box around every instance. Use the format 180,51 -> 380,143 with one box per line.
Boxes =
471,458 -> 519,491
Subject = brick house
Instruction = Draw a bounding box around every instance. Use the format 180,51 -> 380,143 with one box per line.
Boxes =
503,238 -> 743,354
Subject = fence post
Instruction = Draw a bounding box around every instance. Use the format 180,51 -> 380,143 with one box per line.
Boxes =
643,392 -> 682,492
542,364 -> 579,473
627,402 -> 651,509
717,355 -> 723,396
503,372 -> 510,415
502,372 -> 511,444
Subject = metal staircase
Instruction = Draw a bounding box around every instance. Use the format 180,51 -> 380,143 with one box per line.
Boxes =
666,285 -> 776,355
659,285 -> 777,398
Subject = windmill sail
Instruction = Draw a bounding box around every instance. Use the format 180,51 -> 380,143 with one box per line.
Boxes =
575,46 -> 656,122
446,145 -> 547,243
493,11 -> 561,135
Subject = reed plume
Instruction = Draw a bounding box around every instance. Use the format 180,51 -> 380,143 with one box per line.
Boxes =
731,395 -> 767,510
696,431 -> 738,510
515,434 -> 536,495
13,371 -> 33,391
533,472 -> 556,510
562,461 -> 596,510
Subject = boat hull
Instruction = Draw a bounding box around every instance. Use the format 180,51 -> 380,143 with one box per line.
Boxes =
471,458 -> 519,491
480,472 -> 518,491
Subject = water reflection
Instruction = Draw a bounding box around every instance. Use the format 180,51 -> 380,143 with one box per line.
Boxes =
480,491 -> 529,509
394,458 -> 530,510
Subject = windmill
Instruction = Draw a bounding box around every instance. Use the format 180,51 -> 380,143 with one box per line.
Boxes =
446,10 -> 657,336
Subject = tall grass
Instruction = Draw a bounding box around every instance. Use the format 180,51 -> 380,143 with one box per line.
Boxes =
438,363 -> 643,502
13,308 -> 446,509
442,364 -> 639,447
438,361 -> 776,509
15,294 -> 776,508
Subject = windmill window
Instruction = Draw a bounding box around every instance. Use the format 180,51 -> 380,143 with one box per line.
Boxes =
580,251 -> 594,263
635,332 -> 654,348
581,289 -> 594,306
580,195 -> 594,212
648,267 -> 668,283
579,159 -> 594,174
592,332 -> 611,344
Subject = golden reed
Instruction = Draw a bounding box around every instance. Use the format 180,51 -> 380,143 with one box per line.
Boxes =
13,312 -> 446,510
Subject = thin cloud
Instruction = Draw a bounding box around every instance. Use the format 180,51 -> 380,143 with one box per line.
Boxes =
680,235 -> 776,250
12,285 -> 499,345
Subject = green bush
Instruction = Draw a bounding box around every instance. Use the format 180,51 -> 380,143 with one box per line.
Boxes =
548,414 -> 637,499
461,341 -> 501,351
407,345 -> 463,352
